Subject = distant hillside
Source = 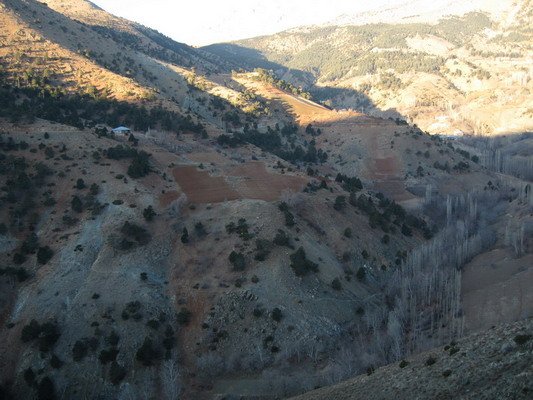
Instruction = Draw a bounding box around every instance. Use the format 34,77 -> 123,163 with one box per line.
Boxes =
204,2 -> 533,135
327,0 -> 514,26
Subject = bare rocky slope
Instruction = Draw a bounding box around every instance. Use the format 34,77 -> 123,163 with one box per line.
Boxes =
0,1 -> 531,399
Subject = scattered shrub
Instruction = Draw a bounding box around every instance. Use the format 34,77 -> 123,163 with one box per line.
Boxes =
279,202 -> 295,227
289,247 -> 318,276
254,239 -> 272,261
109,361 -> 127,385
37,246 -> 54,265
399,360 -> 409,368
23,367 -> 36,386
425,356 -> 437,366
50,354 -> 63,369
514,334 -> 531,345
449,347 -> 460,356
142,206 -> 156,221
229,251 -> 246,271
75,178 -> 85,189
177,308 -> 192,326
120,222 -> 151,246
99,348 -> 119,364
21,320 -> 60,352
226,218 -> 252,240
334,195 -> 346,211
106,331 -> 120,347
271,307 -> 283,322
331,278 -> 342,291
181,227 -> 189,243
273,230 -> 291,247
194,222 -> 207,237
37,377 -> 55,400
122,301 -> 142,320
71,195 -> 83,213
90,183 -> 99,195
136,338 -> 160,366
0,266 -> 29,282
356,267 -> 366,281
146,319 -> 160,330
127,151 -> 151,178
72,340 -> 89,361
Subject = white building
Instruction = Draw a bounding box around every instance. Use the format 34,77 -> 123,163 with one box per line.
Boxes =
112,126 -> 131,135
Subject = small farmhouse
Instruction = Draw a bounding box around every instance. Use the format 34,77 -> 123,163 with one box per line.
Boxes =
112,126 -> 131,135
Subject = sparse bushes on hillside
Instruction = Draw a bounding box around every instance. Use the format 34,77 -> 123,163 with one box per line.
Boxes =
127,151 -> 151,178
121,301 -> 142,321
334,195 -> 346,211
425,356 -> 437,366
21,320 -> 60,352
0,74 -> 205,134
226,218 -> 252,240
72,340 -> 89,361
109,362 -> 127,385
217,129 -> 327,164
271,307 -> 283,322
136,338 -> 161,366
289,247 -> 318,276
180,227 -> 189,243
229,251 -> 246,271
143,205 -> 156,221
356,267 -> 366,281
37,376 -> 56,400
514,334 -> 531,345
279,202 -> 295,227
177,308 -> 192,326
194,222 -> 207,237
37,246 -> 54,265
253,68 -> 312,99
71,195 -> 83,213
255,239 -> 272,261
331,278 -> 342,291
0,266 -> 29,282
118,222 -> 151,249
273,229 -> 291,247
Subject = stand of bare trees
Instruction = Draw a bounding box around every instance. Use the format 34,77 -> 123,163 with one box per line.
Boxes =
481,149 -> 533,181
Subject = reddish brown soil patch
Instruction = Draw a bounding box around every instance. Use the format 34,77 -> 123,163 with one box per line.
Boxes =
173,162 -> 307,203
173,166 -> 240,203
374,157 -> 398,177
374,180 -> 415,202
228,161 -> 307,201
159,190 -> 181,207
